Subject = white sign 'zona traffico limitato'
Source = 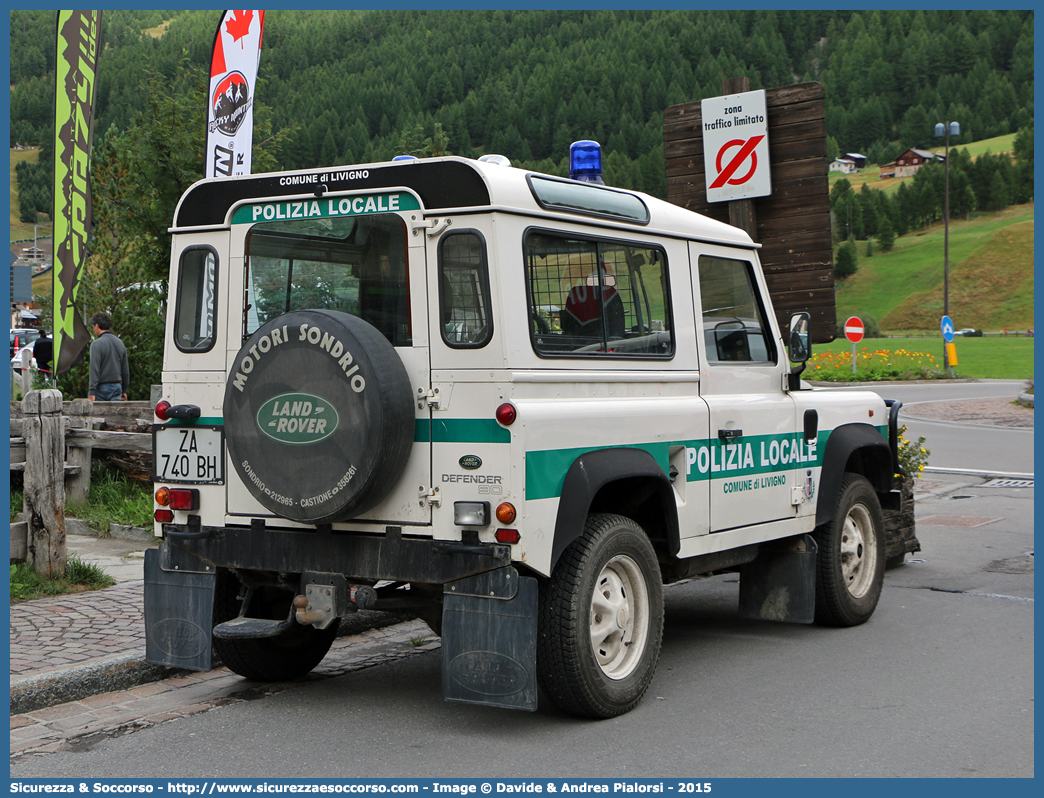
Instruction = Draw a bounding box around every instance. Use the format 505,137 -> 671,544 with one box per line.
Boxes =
701,89 -> 772,203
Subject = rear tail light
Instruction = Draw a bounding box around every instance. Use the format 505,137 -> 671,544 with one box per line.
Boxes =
155,486 -> 199,511
154,509 -> 174,523
168,488 -> 199,511
495,403 -> 517,426
155,400 -> 171,420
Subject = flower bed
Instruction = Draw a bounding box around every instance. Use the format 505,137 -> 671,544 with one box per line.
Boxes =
806,346 -> 947,382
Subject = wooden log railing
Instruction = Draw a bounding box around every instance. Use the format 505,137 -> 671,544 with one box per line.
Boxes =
10,393 -> 153,571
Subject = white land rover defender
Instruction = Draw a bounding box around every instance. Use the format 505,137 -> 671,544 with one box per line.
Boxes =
145,143 -> 906,718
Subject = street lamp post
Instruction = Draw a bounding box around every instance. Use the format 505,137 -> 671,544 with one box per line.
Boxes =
935,120 -> 959,377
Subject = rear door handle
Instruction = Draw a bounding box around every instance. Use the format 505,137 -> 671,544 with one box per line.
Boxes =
718,429 -> 742,441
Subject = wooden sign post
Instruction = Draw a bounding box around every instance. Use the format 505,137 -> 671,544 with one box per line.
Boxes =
665,81 -> 835,342
22,389 -> 67,577
721,76 -> 757,238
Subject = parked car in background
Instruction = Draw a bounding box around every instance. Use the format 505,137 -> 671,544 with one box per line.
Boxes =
955,328 -> 982,337
11,339 -> 37,373
10,328 -> 41,358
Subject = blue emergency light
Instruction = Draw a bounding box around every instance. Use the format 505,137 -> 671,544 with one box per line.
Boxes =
569,140 -> 604,184
392,155 -> 419,162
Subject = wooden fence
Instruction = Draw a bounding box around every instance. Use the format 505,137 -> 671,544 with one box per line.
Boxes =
10,391 -> 153,573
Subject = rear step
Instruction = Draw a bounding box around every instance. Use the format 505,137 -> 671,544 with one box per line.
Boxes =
213,615 -> 296,639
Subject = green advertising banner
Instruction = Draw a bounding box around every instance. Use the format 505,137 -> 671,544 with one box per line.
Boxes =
53,10 -> 102,374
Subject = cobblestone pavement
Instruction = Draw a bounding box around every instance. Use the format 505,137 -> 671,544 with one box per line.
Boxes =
10,583 -> 146,678
10,619 -> 437,759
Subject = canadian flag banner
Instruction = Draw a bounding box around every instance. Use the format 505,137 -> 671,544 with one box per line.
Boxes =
205,10 -> 265,178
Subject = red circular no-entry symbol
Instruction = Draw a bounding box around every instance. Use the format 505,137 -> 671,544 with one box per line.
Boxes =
710,135 -> 764,189
844,316 -> 864,343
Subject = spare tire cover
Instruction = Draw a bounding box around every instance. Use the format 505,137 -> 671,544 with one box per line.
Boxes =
224,309 -> 414,524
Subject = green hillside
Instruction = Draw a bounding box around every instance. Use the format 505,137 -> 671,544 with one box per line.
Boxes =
10,147 -> 42,241
835,202 -> 1034,332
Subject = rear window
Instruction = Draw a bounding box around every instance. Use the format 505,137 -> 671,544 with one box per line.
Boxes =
245,214 -> 411,347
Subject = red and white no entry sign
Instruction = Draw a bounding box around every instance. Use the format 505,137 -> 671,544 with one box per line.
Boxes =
844,316 -> 864,343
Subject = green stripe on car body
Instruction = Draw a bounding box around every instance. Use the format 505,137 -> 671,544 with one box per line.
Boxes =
415,418 -> 511,444
525,424 -> 889,501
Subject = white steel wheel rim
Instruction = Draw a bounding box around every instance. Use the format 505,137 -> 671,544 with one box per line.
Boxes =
589,554 -> 650,680
841,502 -> 877,598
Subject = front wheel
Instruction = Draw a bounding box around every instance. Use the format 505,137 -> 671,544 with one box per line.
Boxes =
538,513 -> 664,718
814,473 -> 886,627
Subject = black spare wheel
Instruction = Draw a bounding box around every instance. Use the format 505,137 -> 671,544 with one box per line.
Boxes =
224,309 -> 414,524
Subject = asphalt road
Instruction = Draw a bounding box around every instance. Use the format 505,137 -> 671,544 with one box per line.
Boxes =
827,379 -> 1033,475
10,381 -> 1034,779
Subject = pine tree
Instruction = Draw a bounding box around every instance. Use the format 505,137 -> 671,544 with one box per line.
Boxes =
877,216 -> 896,252
833,240 -> 858,280
985,170 -> 1011,211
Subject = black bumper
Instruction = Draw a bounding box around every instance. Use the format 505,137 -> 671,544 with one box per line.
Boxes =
159,522 -> 512,584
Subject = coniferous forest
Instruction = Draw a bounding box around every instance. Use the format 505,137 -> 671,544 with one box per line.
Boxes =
10,8 -> 1034,201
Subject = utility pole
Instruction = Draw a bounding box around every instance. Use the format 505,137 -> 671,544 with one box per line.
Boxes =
934,121 -> 959,376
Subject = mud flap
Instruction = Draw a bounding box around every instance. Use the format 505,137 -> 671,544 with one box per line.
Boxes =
441,567 -> 538,711
738,534 -> 818,624
143,547 -> 217,671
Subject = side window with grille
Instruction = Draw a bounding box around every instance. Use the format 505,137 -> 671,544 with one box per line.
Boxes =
438,231 -> 493,348
698,255 -> 776,364
524,231 -> 672,358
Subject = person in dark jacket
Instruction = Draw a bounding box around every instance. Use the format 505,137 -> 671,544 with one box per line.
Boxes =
33,329 -> 53,375
87,312 -> 130,401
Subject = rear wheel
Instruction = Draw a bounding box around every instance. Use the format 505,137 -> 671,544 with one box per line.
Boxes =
814,473 -> 885,627
212,570 -> 338,682
538,514 -> 664,718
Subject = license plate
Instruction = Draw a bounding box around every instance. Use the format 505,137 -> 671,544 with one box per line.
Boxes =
153,425 -> 224,484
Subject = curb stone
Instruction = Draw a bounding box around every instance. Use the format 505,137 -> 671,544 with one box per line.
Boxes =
66,519 -> 153,542
11,654 -> 188,716
9,607 -> 413,715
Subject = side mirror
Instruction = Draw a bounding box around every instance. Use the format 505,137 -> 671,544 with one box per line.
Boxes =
788,312 -> 811,363
787,312 -> 811,391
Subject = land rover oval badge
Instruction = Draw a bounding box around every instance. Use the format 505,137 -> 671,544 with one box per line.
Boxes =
459,455 -> 482,470
256,392 -> 339,445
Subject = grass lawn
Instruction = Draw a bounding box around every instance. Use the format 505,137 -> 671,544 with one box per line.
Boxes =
814,335 -> 1034,381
